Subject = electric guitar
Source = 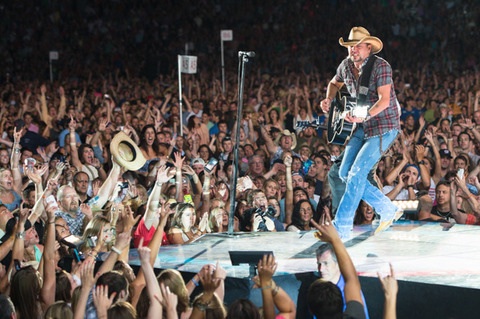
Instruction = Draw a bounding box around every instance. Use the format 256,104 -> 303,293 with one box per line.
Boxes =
327,94 -> 369,145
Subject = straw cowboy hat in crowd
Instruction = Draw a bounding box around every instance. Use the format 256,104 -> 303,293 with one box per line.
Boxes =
339,26 -> 383,54
275,129 -> 297,150
110,131 -> 147,171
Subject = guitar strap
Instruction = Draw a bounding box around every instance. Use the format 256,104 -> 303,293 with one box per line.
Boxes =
356,55 -> 377,107
357,55 -> 388,152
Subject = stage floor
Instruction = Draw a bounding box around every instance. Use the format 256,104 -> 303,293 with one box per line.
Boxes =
128,220 -> 480,290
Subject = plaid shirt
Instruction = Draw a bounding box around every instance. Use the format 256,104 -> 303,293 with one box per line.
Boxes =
334,55 -> 400,137
55,209 -> 85,236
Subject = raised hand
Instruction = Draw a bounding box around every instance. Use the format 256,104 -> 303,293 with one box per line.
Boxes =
310,211 -> 340,243
173,152 -> 184,169
257,254 -> 277,287
377,263 -> 398,300
93,285 -> 115,315
137,241 -> 151,265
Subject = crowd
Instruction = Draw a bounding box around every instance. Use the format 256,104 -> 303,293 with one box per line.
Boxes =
0,0 -> 480,318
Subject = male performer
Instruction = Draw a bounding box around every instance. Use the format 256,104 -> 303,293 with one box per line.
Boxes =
320,27 -> 401,238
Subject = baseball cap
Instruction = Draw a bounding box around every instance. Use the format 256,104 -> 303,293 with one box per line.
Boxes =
1,213 -> 32,243
191,158 -> 205,167
439,149 -> 453,159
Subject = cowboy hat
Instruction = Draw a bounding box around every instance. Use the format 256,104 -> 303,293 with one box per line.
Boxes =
274,129 -> 297,150
339,26 -> 383,54
110,131 -> 147,171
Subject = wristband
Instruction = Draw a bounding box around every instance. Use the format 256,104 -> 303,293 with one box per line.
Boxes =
407,185 -> 414,188
191,277 -> 200,287
16,231 -> 25,239
111,247 -> 122,255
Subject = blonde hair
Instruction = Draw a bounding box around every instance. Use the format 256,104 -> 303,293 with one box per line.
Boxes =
82,214 -> 114,251
44,301 -> 73,319
170,203 -> 195,230
157,269 -> 189,315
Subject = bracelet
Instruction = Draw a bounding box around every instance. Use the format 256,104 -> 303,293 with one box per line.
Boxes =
156,181 -> 163,187
111,246 -> 122,255
194,301 -> 210,311
48,221 -> 56,224
16,231 -> 25,239
14,148 -> 20,154
191,277 -> 200,287
260,285 -> 272,290
272,285 -> 280,297
407,185 -> 414,188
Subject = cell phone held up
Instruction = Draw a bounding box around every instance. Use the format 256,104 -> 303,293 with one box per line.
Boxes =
204,157 -> 219,173
45,195 -> 59,209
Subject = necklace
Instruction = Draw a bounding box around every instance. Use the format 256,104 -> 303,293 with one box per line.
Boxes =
436,210 -> 451,218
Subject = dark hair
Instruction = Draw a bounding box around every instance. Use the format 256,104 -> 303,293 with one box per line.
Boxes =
55,270 -> 73,302
77,143 -> 94,164
289,199 -> 315,231
0,294 -> 15,319
226,299 -> 260,319
96,271 -> 129,304
436,180 -> 451,190
139,124 -> 160,154
293,187 -> 309,204
458,131 -> 472,143
10,266 -> 42,319
307,279 -> 343,318
315,243 -> 337,261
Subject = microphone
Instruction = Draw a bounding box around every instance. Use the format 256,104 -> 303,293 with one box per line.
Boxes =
238,51 -> 256,57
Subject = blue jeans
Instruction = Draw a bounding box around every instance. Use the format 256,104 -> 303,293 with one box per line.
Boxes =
333,127 -> 399,237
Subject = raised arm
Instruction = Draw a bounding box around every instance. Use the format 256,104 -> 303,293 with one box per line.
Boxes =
284,155 -> 294,225
10,127 -> 23,194
258,117 -> 277,155
311,214 -> 363,305
378,264 -> 398,319
138,243 -> 163,319
144,166 -> 175,230
257,254 -> 296,319
40,202 -> 57,311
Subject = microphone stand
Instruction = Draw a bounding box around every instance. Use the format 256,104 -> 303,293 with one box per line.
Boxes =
227,52 -> 253,235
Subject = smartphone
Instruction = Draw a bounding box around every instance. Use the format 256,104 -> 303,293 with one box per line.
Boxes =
14,259 -> 21,271
184,194 -> 193,204
457,168 -> 464,179
303,159 -> 314,174
45,195 -> 58,209
119,182 -> 129,189
24,157 -> 36,170
86,236 -> 97,248
73,248 -> 82,263
61,235 -> 84,249
204,157 -> 219,173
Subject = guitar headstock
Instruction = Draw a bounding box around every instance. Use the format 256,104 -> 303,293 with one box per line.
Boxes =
295,117 -> 325,131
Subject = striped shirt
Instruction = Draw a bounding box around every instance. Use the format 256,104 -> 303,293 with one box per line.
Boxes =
334,55 -> 401,137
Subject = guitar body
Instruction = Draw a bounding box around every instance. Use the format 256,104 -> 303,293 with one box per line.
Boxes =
327,95 -> 357,145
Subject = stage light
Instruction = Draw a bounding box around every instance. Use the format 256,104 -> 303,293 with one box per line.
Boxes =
392,200 -> 419,214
